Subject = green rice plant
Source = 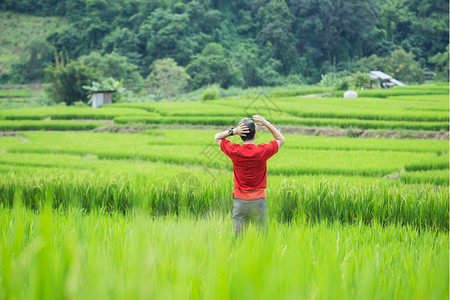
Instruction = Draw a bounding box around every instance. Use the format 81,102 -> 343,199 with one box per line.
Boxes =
0,89 -> 32,97
268,148 -> 440,177
385,94 -> 449,104
114,115 -> 236,126
0,169 -> 447,230
274,132 -> 448,154
106,102 -> 157,112
218,94 -> 448,124
281,103 -> 448,122
0,90 -> 448,132
0,106 -> 149,120
335,84 -> 449,98
270,178 -> 448,230
404,153 -> 449,171
143,101 -> 245,117
401,170 -> 449,185
0,207 -> 448,299
3,132 -> 444,177
272,117 -> 448,131
0,98 -> 28,103
0,120 -> 103,131
269,86 -> 335,97
113,114 -> 448,131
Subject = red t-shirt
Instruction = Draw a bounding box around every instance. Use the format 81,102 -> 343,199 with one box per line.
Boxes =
220,139 -> 279,200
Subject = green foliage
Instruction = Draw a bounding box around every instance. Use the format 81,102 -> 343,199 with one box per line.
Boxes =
354,54 -> 388,73
200,85 -> 220,101
388,49 -> 425,84
1,1 -> 448,87
256,0 -> 297,73
0,11 -> 66,79
320,73 -> 338,87
429,45 -> 449,80
352,72 -> 371,89
82,77 -> 122,93
146,58 -> 190,101
139,8 -> 200,67
336,77 -> 350,91
78,52 -> 144,92
7,39 -> 54,83
101,28 -> 142,67
44,59 -> 98,105
292,0 -> 379,67
355,49 -> 424,83
82,77 -> 126,102
187,43 -> 240,89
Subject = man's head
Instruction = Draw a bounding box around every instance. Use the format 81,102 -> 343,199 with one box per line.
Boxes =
238,118 -> 256,141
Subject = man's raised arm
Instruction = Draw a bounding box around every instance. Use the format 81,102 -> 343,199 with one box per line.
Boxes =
214,124 -> 250,145
253,114 -> 285,149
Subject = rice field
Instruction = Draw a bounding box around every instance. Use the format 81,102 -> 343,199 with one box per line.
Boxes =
0,84 -> 448,299
0,84 -> 448,131
0,87 -> 47,110
1,206 -> 447,299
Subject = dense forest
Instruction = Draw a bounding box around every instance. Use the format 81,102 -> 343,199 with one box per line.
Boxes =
1,0 -> 448,92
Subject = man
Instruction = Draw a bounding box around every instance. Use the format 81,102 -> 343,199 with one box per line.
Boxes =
214,114 -> 285,236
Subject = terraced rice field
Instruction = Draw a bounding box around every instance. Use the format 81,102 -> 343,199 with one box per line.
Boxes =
0,84 -> 448,299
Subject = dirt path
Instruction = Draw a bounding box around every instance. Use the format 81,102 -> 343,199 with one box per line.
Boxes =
1,121 -> 447,140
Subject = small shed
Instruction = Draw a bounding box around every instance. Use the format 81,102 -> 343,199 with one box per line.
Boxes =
369,71 -> 405,88
91,90 -> 115,109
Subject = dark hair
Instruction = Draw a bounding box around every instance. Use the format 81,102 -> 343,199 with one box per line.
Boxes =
238,118 -> 256,141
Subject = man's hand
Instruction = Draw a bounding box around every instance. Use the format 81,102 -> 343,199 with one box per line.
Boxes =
214,123 -> 250,145
253,114 -> 285,149
234,123 -> 250,137
253,114 -> 269,126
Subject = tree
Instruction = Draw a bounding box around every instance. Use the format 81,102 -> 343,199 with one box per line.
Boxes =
8,39 -> 54,83
387,49 -> 424,83
47,25 -> 85,59
102,28 -> 142,67
78,52 -> 144,91
138,9 -> 199,67
354,54 -> 387,73
146,58 -> 190,101
291,0 -> 379,67
352,72 -> 370,89
256,0 -> 297,74
45,57 -> 98,105
355,49 -> 424,83
429,45 -> 449,80
187,43 -> 239,89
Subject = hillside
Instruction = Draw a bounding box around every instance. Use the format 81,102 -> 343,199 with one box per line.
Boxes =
0,11 -> 65,75
0,0 -> 448,89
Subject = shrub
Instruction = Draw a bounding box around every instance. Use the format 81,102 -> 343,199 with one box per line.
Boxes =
352,72 -> 371,89
201,86 -> 220,101
336,78 -> 350,90
45,58 -> 98,105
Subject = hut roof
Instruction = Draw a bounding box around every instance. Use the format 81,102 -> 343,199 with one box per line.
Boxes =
369,71 -> 406,86
369,71 -> 392,80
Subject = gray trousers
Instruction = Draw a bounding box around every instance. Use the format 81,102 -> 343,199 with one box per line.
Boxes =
232,197 -> 268,236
